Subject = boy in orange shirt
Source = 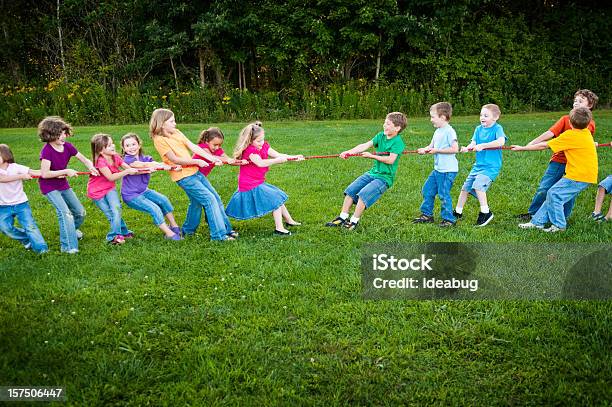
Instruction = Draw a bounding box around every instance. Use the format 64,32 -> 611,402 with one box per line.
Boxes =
517,89 -> 597,220
512,107 -> 597,232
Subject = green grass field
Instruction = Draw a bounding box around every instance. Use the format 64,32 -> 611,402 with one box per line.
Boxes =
1,112 -> 611,405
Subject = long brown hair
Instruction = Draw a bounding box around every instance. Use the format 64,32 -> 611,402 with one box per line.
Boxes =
91,134 -> 112,163
121,133 -> 144,157
197,127 -> 224,144
0,144 -> 15,164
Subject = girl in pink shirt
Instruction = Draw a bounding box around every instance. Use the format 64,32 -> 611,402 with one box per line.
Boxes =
87,134 -> 139,245
192,127 -> 246,177
225,121 -> 304,236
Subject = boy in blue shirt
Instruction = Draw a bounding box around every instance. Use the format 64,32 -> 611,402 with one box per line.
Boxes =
454,104 -> 506,227
413,102 -> 459,227
325,112 -> 407,230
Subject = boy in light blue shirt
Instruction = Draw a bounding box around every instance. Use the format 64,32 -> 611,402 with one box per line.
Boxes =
413,102 -> 459,227
454,104 -> 506,227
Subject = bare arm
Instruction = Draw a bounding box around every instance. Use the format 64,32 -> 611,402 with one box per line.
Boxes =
339,140 -> 374,159
186,140 -> 222,163
165,151 -> 208,168
428,140 -> 459,154
528,130 -> 554,145
98,165 -> 139,182
75,152 -> 99,176
473,137 -> 506,151
361,152 -> 398,165
248,153 -> 286,168
511,142 -> 549,151
40,158 -> 77,178
268,147 -> 304,161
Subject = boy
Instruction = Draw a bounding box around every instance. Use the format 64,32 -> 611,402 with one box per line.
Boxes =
325,112 -> 407,230
412,102 -> 459,227
591,174 -> 611,222
514,107 -> 597,232
454,104 -> 506,227
517,89 -> 598,221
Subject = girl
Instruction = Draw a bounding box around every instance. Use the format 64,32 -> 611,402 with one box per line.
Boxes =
226,121 -> 303,235
192,127 -> 246,177
149,108 -> 236,241
120,133 -> 182,240
87,134 -> 139,245
38,116 -> 98,254
0,144 -> 48,253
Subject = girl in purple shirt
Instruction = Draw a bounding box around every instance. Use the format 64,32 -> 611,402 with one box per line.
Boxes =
38,116 -> 98,254
121,133 -> 182,240
225,121 -> 304,236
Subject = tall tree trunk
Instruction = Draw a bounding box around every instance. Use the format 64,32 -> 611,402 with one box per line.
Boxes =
56,0 -> 66,78
375,33 -> 381,85
198,48 -> 206,88
238,61 -> 242,90
170,56 -> 179,92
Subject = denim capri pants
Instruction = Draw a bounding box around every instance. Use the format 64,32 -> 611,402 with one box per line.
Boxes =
344,173 -> 388,208
599,175 -> 612,194
125,189 -> 173,225
462,172 -> 492,196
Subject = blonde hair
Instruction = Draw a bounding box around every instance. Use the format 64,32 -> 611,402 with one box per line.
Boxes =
430,102 -> 452,121
38,116 -> 72,142
91,133 -> 112,163
149,108 -> 174,138
121,133 -> 144,157
482,104 -> 501,119
233,121 -> 263,159
198,127 -> 224,144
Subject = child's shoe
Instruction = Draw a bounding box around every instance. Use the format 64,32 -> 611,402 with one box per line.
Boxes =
23,241 -> 32,251
164,233 -> 182,241
344,221 -> 358,231
412,214 -> 434,224
453,211 -> 463,220
76,229 -> 84,240
274,229 -> 292,236
516,213 -> 532,221
543,225 -> 565,233
325,216 -> 348,227
475,211 -> 494,227
518,222 -> 543,230
439,219 -> 455,228
591,212 -> 605,222
123,232 -> 135,239
227,230 -> 239,238
170,226 -> 182,236
110,235 -> 125,245
285,221 -> 302,227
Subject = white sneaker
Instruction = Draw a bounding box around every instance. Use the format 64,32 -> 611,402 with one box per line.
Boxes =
543,225 -> 565,233
23,242 -> 32,250
76,229 -> 84,240
518,222 -> 543,230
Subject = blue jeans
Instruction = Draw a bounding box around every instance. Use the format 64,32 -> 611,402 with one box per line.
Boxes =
528,161 -> 575,218
93,190 -> 131,241
45,188 -> 86,252
0,202 -> 48,253
125,189 -> 173,226
420,170 -> 457,222
532,177 -> 589,229
176,172 -> 232,240
344,173 -> 388,208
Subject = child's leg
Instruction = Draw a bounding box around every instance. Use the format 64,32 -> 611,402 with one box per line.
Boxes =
341,195 -> 354,215
455,190 -> 469,213
93,191 -> 125,241
527,162 -> 566,215
437,172 -> 457,222
61,188 -> 86,231
351,177 -> 388,222
142,189 -> 178,229
280,205 -> 300,225
475,191 -> 488,211
198,173 -> 232,235
273,208 -> 289,233
0,205 -> 30,247
419,170 -> 438,217
44,190 -> 79,252
543,178 -> 589,229
14,202 -> 48,253
606,197 -> 612,220
126,193 -> 175,237
177,173 -> 227,240
594,186 -> 606,214
353,199 -> 367,219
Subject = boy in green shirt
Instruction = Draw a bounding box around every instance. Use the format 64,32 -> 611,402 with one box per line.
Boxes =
325,112 -> 407,230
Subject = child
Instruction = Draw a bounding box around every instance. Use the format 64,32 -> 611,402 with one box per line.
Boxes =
192,127 -> 245,177
412,102 -> 459,227
120,133 -> 182,240
225,121 -> 304,236
592,175 -> 612,222
517,89 -> 598,220
514,107 -> 597,232
453,104 -> 506,227
0,144 -> 48,253
325,112 -> 407,230
38,116 -> 98,254
149,108 -> 236,241
87,134 -> 139,245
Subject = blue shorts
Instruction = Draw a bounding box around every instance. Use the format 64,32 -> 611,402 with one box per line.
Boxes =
344,173 -> 388,208
599,175 -> 612,194
462,173 -> 493,194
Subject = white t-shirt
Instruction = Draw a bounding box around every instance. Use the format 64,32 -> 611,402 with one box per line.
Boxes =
0,163 -> 30,205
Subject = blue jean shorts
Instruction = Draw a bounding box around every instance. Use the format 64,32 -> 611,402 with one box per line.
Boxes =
599,175 -> 612,194
344,173 -> 388,208
462,173 -> 492,194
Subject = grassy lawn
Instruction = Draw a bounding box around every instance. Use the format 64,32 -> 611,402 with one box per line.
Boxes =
1,111 -> 611,405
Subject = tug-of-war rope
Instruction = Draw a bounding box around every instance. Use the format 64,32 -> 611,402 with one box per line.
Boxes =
29,142 -> 611,178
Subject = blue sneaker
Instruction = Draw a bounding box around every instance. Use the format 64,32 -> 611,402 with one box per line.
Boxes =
170,226 -> 182,236
165,233 -> 182,241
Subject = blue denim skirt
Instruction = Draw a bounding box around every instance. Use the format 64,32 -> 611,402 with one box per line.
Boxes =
226,182 -> 288,220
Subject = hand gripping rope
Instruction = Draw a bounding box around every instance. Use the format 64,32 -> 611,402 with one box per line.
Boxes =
26,143 -> 611,178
